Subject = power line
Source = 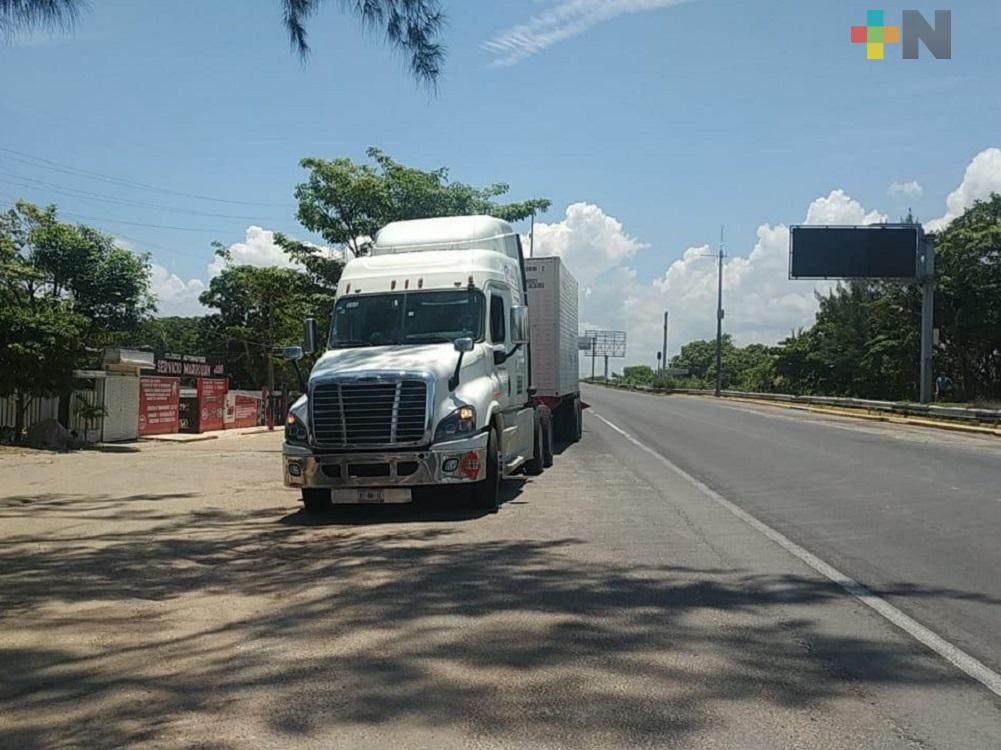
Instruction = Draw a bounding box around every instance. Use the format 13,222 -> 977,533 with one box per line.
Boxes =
0,192 -> 221,263
58,210 -> 228,233
0,170 -> 292,222
0,146 -> 293,208
109,230 -> 214,263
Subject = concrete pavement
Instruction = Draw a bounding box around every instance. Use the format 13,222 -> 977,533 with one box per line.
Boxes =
1,404 -> 1000,748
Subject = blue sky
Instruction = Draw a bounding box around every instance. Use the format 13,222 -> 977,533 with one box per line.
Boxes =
2,0 -> 1000,363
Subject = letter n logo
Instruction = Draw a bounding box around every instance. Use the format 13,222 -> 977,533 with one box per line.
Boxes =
902,10 -> 952,59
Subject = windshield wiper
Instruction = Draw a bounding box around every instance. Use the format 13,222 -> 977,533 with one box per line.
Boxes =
331,339 -> 374,348
405,334 -> 453,344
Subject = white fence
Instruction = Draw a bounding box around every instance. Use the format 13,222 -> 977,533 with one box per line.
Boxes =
1,388 -> 109,442
0,393 -> 60,429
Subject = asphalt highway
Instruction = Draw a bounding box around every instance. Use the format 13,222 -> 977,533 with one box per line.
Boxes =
584,384 -> 1001,680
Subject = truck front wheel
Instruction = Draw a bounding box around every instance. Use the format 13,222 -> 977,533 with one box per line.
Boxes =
301,488 -> 332,514
471,428 -> 500,512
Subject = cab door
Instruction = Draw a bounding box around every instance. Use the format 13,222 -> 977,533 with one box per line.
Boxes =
488,288 -> 512,412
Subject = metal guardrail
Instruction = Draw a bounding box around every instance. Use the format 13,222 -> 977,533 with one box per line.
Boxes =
587,381 -> 1001,427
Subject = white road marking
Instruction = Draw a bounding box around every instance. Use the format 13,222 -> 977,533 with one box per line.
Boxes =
590,409 -> 1001,699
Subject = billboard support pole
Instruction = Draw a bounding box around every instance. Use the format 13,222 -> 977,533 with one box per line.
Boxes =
662,310 -> 669,373
919,234 -> 936,403
604,355 -> 609,381
714,229 -> 725,397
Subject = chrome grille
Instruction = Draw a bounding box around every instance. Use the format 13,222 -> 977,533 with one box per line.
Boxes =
311,379 -> 428,447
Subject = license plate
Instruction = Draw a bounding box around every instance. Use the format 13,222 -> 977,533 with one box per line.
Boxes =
333,488 -> 412,504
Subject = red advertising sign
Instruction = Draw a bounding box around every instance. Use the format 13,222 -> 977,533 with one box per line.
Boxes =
225,393 -> 260,429
196,378 -> 228,432
139,376 -> 180,436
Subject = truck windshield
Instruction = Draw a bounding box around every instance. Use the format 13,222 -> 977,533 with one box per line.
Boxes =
329,290 -> 485,348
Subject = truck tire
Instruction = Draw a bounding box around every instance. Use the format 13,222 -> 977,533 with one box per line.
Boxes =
542,412 -> 554,468
572,396 -> 583,443
524,413 -> 545,476
301,488 -> 332,514
471,427 -> 500,511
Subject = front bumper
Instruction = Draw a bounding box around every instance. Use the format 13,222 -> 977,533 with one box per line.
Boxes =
283,431 -> 489,489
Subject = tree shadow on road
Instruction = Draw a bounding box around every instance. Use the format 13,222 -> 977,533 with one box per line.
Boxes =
1,494 -> 997,748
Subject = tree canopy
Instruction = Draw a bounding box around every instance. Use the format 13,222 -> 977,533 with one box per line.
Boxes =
196,245 -> 326,390
0,200 -> 153,434
285,147 -> 551,255
1,0 -> 446,85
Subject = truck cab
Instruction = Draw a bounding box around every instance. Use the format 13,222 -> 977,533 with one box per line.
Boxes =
283,215 -> 555,512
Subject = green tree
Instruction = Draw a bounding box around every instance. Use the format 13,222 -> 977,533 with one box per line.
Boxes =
287,148 -> 551,255
934,194 -> 1001,399
618,365 -> 655,385
1,201 -> 151,436
2,0 -> 445,85
770,282 -> 919,399
130,316 -> 215,356
670,336 -> 736,385
198,250 -> 317,390
732,343 -> 778,392
666,337 -> 777,392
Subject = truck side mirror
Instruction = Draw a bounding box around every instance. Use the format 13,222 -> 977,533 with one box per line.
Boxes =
284,346 -> 304,361
449,338 -> 474,391
510,306 -> 529,345
303,318 -> 317,354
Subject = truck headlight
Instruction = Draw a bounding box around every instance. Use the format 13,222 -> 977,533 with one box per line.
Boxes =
285,413 -> 309,444
434,405 -> 476,442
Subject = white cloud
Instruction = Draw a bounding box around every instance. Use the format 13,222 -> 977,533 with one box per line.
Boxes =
527,202 -> 646,288
532,192 -> 888,370
484,0 -> 693,67
803,189 -> 887,226
208,225 -> 295,277
148,226 -> 338,317
888,180 -> 924,200
149,264 -> 208,316
927,148 -> 1001,232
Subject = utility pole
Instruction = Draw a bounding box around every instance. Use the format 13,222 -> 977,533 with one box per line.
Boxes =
603,354 -> 609,381
662,310 -> 669,372
714,226 -> 725,397
267,354 -> 276,431
919,232 -> 935,403
529,209 -> 535,258
590,336 -> 596,380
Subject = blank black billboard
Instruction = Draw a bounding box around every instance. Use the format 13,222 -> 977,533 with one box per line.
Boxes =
789,225 -> 919,280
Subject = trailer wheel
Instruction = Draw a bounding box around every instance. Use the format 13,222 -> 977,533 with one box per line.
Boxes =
301,488 -> 332,514
471,427 -> 500,512
572,397 -> 583,443
524,412 -> 545,476
542,412 -> 554,468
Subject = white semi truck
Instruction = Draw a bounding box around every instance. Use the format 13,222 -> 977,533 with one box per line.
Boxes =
282,215 -> 582,513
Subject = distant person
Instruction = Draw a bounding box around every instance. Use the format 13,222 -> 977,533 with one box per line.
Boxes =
934,374 -> 953,402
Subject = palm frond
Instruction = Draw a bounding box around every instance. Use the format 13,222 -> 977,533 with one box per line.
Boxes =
283,0 -> 445,86
0,0 -> 86,40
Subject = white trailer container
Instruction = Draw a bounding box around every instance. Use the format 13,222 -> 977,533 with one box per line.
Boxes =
525,256 -> 582,441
